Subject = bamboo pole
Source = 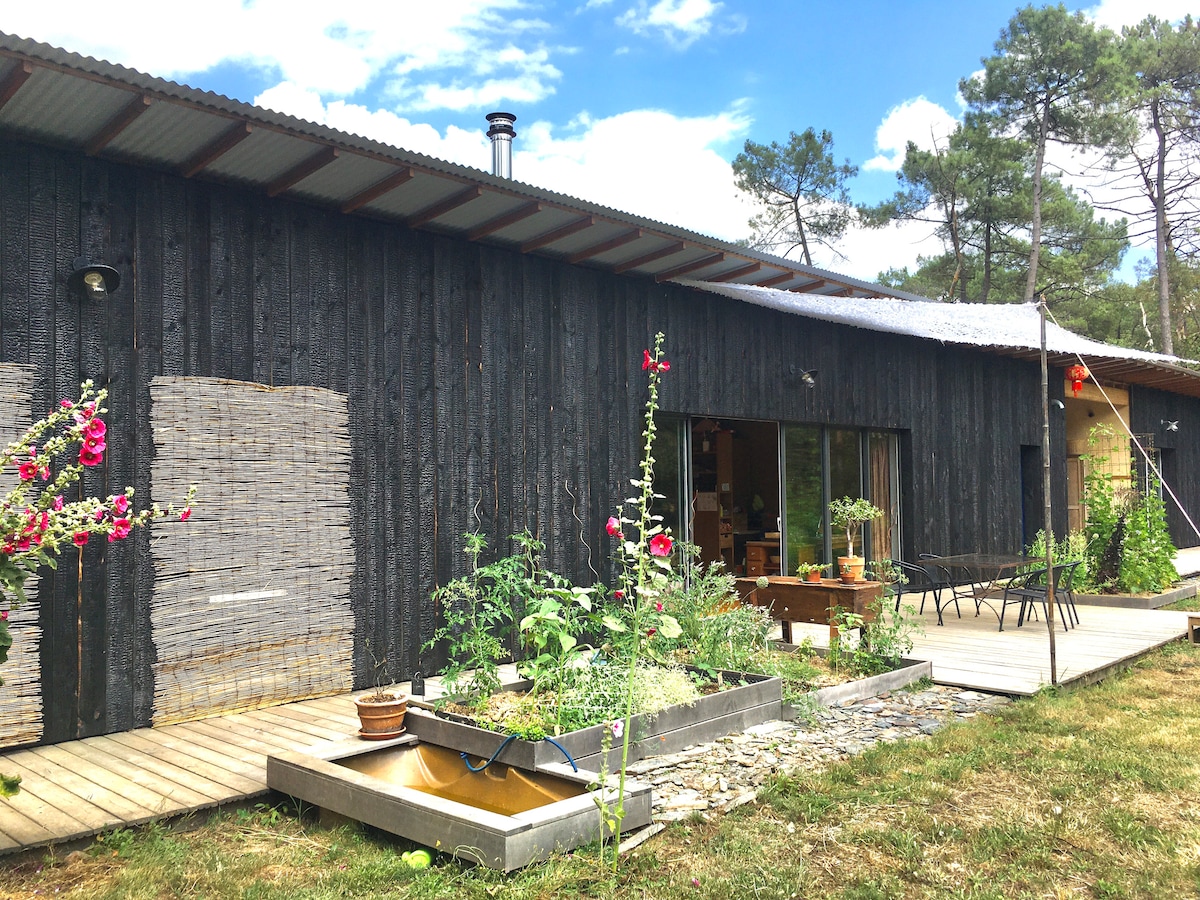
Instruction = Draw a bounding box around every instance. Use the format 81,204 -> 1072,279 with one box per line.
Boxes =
1039,296 -> 1058,685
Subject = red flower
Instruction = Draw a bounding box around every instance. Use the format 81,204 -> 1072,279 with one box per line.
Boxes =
84,418 -> 106,440
649,534 -> 673,557
642,349 -> 653,370
108,518 -> 132,542
17,462 -> 37,481
606,516 -> 623,538
180,508 -> 192,522
53,496 -> 64,511
79,446 -> 104,467
59,399 -> 73,409
641,349 -> 671,374
0,610 -> 7,621
647,627 -> 656,637
613,589 -> 625,600
73,531 -> 89,547
112,495 -> 129,514
655,601 -> 663,612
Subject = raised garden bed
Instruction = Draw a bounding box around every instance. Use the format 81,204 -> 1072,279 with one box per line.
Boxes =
407,669 -> 782,771
1074,581 -> 1197,610
776,650 -> 932,719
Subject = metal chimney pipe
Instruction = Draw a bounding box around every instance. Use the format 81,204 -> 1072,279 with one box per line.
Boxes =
486,112 -> 516,178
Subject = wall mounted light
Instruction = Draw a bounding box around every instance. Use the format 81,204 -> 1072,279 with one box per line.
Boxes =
68,257 -> 121,299
1051,399 -> 1065,410
800,369 -> 817,388
1162,419 -> 1180,432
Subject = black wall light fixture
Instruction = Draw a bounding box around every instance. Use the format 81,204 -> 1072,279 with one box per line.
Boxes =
800,369 -> 817,388
68,257 -> 121,299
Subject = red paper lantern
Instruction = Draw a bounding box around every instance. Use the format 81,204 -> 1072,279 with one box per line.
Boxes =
1066,364 -> 1090,397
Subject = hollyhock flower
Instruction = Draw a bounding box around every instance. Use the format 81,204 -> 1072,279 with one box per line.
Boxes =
84,418 -> 106,440
180,508 -> 192,522
53,496 -> 64,511
642,349 -> 653,370
112,495 -> 129,514
79,446 -> 104,467
606,516 -> 622,538
610,720 -> 624,740
613,589 -> 624,600
83,434 -> 105,453
655,601 -> 663,612
94,508 -> 107,521
15,538 -> 30,552
648,534 -> 673,557
0,610 -> 7,621
73,531 -> 89,547
646,627 -> 656,637
59,399 -> 73,408
641,349 -> 671,373
17,462 -> 37,481
108,518 -> 132,542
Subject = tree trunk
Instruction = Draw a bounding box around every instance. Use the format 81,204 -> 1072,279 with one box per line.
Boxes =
1152,101 -> 1173,355
1024,107 -> 1050,304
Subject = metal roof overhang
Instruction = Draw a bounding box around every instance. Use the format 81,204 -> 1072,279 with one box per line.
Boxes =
987,346 -> 1200,401
0,32 -> 929,300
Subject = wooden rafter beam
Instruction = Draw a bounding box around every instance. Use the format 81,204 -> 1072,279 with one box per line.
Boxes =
613,241 -> 685,274
341,168 -> 414,214
85,93 -> 152,156
179,122 -> 252,178
521,216 -> 593,253
0,61 -> 33,111
467,200 -> 541,240
757,271 -> 796,288
266,146 -> 339,197
654,252 -> 725,282
406,185 -> 482,227
568,229 -> 641,264
708,262 -> 762,283
789,278 -> 826,293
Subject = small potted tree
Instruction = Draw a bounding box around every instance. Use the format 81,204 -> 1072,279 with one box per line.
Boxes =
829,496 -> 885,583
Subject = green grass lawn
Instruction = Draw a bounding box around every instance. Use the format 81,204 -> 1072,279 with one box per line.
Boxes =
4,642 -> 1200,898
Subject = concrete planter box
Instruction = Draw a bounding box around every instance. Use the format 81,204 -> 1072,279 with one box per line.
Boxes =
773,645 -> 932,718
268,735 -> 650,871
1075,581 -> 1196,610
407,668 -> 782,771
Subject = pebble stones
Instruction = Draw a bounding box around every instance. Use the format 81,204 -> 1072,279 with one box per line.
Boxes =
630,684 -> 1011,823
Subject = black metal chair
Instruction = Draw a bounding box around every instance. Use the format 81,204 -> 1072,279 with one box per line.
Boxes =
890,559 -> 944,620
999,565 -> 1049,632
920,553 -> 973,617
1056,561 -> 1081,627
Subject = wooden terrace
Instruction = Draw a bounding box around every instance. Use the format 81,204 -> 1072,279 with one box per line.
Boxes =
0,602 -> 1195,857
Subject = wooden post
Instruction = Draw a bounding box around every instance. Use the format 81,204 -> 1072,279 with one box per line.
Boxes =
1039,296 -> 1058,684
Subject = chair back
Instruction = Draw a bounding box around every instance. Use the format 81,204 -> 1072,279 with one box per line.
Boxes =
1051,561 -> 1080,593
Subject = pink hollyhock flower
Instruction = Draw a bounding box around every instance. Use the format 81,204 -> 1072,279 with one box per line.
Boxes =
655,601 -> 663,612
648,534 -> 673,556
108,518 -> 132,542
180,508 -> 192,522
2,543 -> 13,555
112,495 -> 129,514
17,461 -> 37,481
642,349 -> 653,370
611,720 -> 624,740
94,508 -> 107,521
79,446 -> 104,467
16,538 -> 30,552
59,399 -> 73,408
641,349 -> 671,373
73,531 -> 89,547
53,496 -> 64,511
613,589 -> 624,600
0,610 -> 7,621
606,516 -> 623,538
84,418 -> 106,440
83,435 -> 105,453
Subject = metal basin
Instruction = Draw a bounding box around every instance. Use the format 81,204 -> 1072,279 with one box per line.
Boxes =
267,735 -> 652,870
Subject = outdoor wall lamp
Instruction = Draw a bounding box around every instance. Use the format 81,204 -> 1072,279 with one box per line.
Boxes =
1162,419 -> 1180,432
68,257 -> 121,300
800,369 -> 817,388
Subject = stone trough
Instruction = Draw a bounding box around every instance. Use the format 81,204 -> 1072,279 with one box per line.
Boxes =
267,735 -> 651,871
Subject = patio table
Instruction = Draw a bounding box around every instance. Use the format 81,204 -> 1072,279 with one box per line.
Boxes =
924,553 -> 1031,623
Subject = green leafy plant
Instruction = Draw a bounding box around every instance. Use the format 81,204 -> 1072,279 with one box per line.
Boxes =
828,496 -> 885,559
794,561 -> 828,578
424,533 -> 525,706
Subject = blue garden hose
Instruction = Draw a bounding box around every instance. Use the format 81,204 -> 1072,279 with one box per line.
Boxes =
460,734 -> 579,773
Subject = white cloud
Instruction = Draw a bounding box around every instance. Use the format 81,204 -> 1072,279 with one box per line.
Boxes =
810,219 -> 947,287
0,0 -> 556,108
862,97 -> 960,173
615,0 -> 725,49
516,105 -> 756,241
1085,0 -> 1196,30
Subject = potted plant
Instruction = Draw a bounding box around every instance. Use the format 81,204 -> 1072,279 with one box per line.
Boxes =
354,686 -> 408,738
794,562 -> 827,583
829,496 -> 885,582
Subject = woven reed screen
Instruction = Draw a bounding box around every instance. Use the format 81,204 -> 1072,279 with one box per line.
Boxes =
149,377 -> 355,725
0,365 -> 42,748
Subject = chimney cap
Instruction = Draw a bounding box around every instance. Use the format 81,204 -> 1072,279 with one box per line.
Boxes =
486,112 -> 516,136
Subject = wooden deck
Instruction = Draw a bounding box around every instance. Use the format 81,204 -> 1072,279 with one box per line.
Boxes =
0,604 -> 1193,857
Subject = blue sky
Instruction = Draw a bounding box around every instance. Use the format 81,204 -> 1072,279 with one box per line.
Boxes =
1,0 -> 1191,283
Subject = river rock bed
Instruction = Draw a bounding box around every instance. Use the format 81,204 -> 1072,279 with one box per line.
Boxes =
627,684 -> 1012,822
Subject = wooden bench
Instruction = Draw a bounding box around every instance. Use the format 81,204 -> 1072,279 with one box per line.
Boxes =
734,576 -> 883,643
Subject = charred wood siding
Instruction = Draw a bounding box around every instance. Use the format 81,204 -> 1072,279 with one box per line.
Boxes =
1131,386 -> 1200,548
1,138 -> 1093,743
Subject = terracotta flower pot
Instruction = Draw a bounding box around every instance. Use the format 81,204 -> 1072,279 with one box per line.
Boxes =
805,570 -> 823,583
354,693 -> 408,738
837,555 -> 866,582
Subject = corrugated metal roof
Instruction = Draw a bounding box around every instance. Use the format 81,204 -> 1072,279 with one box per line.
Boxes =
684,280 -> 1200,398
0,30 -> 931,299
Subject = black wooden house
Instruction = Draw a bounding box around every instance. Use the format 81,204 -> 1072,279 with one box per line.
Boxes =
1,33 -> 1198,749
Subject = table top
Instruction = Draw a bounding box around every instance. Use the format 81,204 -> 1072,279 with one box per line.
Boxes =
929,553 -> 1030,572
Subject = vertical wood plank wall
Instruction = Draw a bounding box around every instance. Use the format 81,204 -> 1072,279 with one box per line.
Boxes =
2,138 -> 1198,744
